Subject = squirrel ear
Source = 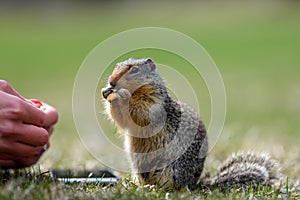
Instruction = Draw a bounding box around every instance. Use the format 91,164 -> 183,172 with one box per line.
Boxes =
145,58 -> 156,71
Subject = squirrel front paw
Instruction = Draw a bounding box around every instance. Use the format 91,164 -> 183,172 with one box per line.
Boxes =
106,88 -> 131,103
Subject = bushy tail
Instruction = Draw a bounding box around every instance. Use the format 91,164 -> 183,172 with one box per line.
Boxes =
200,151 -> 281,189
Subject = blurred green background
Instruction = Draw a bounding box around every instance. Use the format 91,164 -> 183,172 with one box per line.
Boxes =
1,1 -> 299,177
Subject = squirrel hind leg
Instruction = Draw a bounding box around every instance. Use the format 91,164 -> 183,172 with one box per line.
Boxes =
173,170 -> 201,191
187,180 -> 199,191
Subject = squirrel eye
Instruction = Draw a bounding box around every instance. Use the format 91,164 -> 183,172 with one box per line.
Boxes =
130,67 -> 139,74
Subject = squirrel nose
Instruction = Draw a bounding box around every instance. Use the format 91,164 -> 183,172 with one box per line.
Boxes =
110,80 -> 116,88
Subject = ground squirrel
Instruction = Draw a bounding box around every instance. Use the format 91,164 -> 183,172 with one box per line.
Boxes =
101,58 -> 280,190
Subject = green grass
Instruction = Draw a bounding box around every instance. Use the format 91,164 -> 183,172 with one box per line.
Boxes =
1,1 -> 300,199
0,168 -> 299,199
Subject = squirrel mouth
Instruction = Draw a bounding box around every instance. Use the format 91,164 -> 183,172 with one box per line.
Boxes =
102,87 -> 114,99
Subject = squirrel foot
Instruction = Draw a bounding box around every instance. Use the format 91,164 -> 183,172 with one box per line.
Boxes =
107,88 -> 131,103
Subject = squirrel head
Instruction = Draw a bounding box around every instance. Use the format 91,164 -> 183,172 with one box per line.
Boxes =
107,58 -> 157,94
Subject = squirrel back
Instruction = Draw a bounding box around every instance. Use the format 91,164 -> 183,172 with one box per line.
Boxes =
101,58 -> 281,190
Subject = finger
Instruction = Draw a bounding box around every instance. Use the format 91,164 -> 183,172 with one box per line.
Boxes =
0,154 -> 41,169
12,124 -> 49,146
0,145 -> 44,159
0,152 -> 20,160
15,155 -> 41,168
0,160 -> 17,169
1,94 -> 46,126
41,103 -> 58,127
0,120 -> 49,146
0,80 -> 26,100
0,141 -> 44,157
16,99 -> 46,126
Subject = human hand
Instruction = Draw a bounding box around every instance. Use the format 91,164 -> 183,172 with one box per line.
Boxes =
0,80 -> 58,169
